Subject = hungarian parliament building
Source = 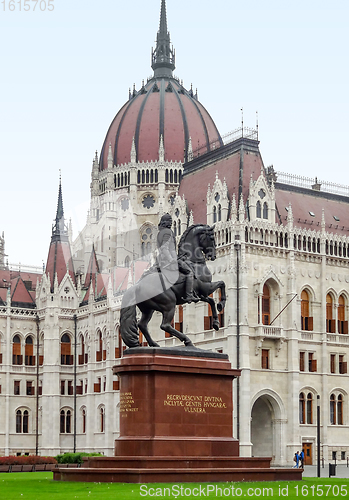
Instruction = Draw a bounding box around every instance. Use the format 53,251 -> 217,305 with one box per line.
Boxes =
0,1 -> 348,466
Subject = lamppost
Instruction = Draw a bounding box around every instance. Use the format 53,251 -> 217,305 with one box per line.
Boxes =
234,236 -> 241,441
317,395 -> 321,477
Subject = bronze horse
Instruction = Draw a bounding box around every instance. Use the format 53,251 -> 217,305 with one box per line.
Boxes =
120,224 -> 226,348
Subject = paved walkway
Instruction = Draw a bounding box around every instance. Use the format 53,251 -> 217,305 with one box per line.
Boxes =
301,465 -> 349,479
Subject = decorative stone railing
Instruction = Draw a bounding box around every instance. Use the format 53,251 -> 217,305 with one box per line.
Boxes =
254,325 -> 284,338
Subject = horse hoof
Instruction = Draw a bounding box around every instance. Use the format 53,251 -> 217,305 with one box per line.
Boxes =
217,303 -> 223,312
213,321 -> 220,331
184,340 -> 194,347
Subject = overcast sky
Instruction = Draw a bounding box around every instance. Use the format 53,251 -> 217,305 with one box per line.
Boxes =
1,0 -> 348,266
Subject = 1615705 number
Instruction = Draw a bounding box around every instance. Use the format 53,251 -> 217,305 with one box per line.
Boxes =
294,485 -> 347,496
1,0 -> 54,11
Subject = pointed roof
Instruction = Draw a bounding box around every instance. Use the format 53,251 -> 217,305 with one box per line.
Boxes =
45,179 -> 75,292
11,276 -> 36,308
151,0 -> 175,77
84,245 -> 100,289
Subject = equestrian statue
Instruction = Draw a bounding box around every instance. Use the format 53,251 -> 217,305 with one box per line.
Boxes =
120,214 -> 226,348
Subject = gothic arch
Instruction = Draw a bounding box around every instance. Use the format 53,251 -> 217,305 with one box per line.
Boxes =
250,389 -> 286,464
300,285 -> 316,302
254,269 -> 284,296
250,388 -> 286,420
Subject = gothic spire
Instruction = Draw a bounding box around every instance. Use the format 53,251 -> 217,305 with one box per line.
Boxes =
52,174 -> 67,240
46,176 -> 75,292
151,0 -> 175,77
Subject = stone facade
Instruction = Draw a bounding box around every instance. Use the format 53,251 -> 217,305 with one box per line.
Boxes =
0,0 -> 348,467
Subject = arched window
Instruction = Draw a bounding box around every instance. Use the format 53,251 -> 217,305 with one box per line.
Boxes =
25,336 -> 35,366
174,170 -> 178,183
61,334 -> 72,365
16,410 -> 22,433
16,409 -> 28,433
155,169 -> 158,182
299,393 -> 305,424
170,170 -> 173,183
330,394 -> 336,424
100,407 -> 105,432
262,284 -> 270,325
306,393 -> 313,424
150,169 -> 154,183
82,408 -> 86,434
338,394 -> 343,425
60,409 -> 65,433
137,170 -> 140,183
338,295 -> 348,334
213,206 -> 217,223
173,221 -> 177,237
218,204 -> 221,222
96,330 -> 103,362
79,334 -> 86,365
301,290 -> 313,331
66,410 -> 71,433
146,170 -> 149,183
326,294 -> 335,333
13,335 -> 22,365
60,409 -> 72,433
178,220 -> 181,236
256,201 -> 261,218
125,256 -> 130,268
165,169 -> 169,182
263,202 -> 268,219
140,226 -> 153,258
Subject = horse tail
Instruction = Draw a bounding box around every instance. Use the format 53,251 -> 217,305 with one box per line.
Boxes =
120,304 -> 139,348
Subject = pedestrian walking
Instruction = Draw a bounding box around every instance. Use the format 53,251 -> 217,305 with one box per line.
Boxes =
293,451 -> 300,468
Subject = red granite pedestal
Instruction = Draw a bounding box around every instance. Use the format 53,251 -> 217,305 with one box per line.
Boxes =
54,347 -> 302,482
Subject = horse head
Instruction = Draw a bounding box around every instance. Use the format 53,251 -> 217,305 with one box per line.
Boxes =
178,224 -> 216,262
199,225 -> 216,261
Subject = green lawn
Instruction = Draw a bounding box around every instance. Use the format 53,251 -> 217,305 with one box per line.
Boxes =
1,473 -> 348,499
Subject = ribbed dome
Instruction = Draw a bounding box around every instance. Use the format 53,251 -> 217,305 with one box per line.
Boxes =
99,78 -> 222,169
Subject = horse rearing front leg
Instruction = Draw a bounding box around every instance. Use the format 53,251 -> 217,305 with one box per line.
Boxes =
216,281 -> 226,312
201,295 -> 220,331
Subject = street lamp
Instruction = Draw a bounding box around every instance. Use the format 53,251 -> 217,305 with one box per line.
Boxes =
317,395 -> 321,477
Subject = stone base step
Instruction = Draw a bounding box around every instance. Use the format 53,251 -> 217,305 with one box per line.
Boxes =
83,456 -> 271,470
54,466 -> 303,483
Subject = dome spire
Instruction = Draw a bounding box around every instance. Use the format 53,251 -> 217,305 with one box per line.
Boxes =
151,0 -> 175,77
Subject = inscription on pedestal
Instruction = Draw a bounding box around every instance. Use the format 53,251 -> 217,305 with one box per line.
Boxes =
164,394 -> 227,413
120,391 -> 139,417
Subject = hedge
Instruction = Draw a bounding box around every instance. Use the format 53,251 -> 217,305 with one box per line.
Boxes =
54,452 -> 103,464
0,456 -> 57,466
